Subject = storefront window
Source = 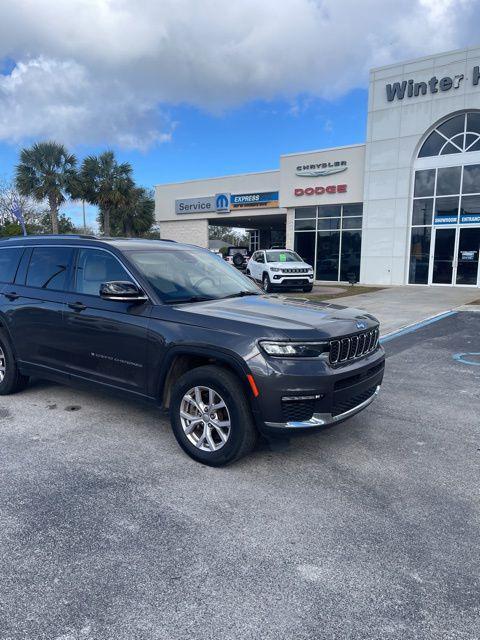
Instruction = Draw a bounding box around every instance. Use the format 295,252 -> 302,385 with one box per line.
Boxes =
294,219 -> 316,231
340,231 -> 362,281
412,199 -> 433,226
462,164 -> 480,193
316,231 -> 340,281
436,166 -> 461,195
294,232 -> 315,269
435,196 -> 459,224
409,227 -> 431,284
414,169 -> 435,196
294,203 -> 363,281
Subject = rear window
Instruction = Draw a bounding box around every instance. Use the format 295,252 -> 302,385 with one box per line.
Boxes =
26,247 -> 74,291
0,247 -> 24,284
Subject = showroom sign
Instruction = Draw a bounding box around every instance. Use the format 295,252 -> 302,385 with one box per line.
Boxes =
294,184 -> 347,197
295,161 -> 347,177
386,66 -> 480,102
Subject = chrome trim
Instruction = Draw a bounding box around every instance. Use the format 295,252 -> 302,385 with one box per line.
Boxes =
3,243 -> 150,303
329,327 -> 380,366
265,385 -> 380,429
282,394 -> 323,401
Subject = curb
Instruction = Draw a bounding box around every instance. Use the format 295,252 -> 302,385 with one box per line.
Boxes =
380,310 -> 458,344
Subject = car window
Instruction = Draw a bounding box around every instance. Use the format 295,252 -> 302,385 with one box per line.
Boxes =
0,247 -> 24,284
257,253 -> 265,263
266,250 -> 302,263
127,248 -> 259,303
26,247 -> 74,291
74,248 -> 130,296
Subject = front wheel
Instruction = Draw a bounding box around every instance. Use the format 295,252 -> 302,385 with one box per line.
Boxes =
262,273 -> 273,293
303,285 -> 313,292
170,365 -> 257,466
0,330 -> 29,395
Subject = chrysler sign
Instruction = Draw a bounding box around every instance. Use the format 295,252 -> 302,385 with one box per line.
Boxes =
296,161 -> 347,177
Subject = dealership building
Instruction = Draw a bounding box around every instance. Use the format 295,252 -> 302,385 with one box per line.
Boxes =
156,46 -> 480,287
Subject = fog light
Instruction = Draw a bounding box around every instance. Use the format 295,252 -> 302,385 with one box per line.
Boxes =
274,275 -> 281,279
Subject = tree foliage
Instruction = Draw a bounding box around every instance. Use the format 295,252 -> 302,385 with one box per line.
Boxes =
15,141 -> 77,234
79,151 -> 133,236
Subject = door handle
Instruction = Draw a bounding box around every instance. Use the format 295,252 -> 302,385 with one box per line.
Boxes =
4,292 -> 19,301
68,301 -> 87,312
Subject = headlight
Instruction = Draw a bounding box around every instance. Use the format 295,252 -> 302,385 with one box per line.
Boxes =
270,267 -> 281,272
260,341 -> 328,357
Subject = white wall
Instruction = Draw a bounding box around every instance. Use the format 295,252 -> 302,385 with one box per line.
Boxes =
362,45 -> 480,285
160,218 -> 209,248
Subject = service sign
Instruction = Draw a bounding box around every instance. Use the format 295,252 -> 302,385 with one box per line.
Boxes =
175,196 -> 217,215
230,191 -> 279,209
176,193 -> 231,214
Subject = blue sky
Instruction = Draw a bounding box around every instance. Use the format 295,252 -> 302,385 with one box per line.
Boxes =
1,0 -> 479,228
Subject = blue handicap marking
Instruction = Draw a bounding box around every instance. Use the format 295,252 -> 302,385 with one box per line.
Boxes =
453,352 -> 480,366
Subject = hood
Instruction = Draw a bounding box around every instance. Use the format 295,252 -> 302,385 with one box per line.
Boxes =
268,261 -> 311,270
158,294 -> 378,341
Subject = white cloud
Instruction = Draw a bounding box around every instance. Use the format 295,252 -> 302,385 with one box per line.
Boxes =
0,0 -> 478,149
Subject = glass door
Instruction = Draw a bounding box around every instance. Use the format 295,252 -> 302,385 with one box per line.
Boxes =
431,228 -> 456,284
456,227 -> 480,285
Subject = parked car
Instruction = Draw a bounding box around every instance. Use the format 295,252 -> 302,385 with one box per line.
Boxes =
224,246 -> 250,271
247,249 -> 314,293
0,236 -> 384,466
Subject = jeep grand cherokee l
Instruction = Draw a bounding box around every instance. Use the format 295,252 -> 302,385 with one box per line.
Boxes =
0,236 -> 385,466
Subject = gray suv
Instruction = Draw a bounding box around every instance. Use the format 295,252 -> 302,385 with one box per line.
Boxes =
0,236 -> 385,466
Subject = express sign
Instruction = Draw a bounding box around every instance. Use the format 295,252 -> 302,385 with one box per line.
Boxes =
294,184 -> 347,196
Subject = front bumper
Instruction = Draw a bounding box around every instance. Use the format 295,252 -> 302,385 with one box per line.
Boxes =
271,275 -> 314,286
264,385 -> 380,429
248,346 -> 385,436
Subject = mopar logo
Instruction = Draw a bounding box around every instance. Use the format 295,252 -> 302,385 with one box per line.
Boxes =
215,193 -> 231,213
356,321 -> 367,330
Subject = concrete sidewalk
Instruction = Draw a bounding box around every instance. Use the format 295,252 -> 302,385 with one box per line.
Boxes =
328,285 -> 480,335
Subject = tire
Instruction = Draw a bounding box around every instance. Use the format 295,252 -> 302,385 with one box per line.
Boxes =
232,253 -> 245,268
170,365 -> 257,466
0,329 -> 29,395
262,273 -> 273,293
303,285 -> 313,292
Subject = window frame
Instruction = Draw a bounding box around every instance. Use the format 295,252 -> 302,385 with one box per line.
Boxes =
0,247 -> 25,285
24,246 -> 76,293
72,246 -> 146,300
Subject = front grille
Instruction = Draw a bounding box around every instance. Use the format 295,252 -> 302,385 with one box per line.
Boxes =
332,386 -> 377,417
329,327 -> 380,365
282,268 -> 309,274
281,399 -> 315,422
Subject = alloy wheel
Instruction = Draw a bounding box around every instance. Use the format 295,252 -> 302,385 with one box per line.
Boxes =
0,345 -> 5,383
179,386 -> 231,452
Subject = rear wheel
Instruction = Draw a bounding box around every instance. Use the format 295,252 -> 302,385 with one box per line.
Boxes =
0,330 -> 29,395
170,365 -> 257,466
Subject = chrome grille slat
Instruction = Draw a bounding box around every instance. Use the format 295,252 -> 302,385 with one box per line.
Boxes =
328,327 -> 380,366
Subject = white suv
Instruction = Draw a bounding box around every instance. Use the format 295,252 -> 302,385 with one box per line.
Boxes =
246,249 -> 314,293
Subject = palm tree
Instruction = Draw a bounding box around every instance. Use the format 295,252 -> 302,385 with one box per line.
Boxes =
15,142 -> 77,234
112,187 -> 155,237
80,151 -> 133,236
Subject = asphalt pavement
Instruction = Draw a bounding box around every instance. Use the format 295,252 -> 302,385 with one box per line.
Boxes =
0,312 -> 479,640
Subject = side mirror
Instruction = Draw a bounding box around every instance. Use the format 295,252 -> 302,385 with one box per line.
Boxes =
100,281 -> 147,302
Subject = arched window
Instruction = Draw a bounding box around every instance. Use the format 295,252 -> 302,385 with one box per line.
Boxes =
418,112 -> 480,157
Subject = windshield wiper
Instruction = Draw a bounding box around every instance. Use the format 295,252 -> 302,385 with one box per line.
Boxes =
164,295 -> 217,304
220,291 -> 260,300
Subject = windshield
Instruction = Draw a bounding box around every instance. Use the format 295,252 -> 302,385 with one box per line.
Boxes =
266,250 -> 303,263
127,248 -> 260,303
